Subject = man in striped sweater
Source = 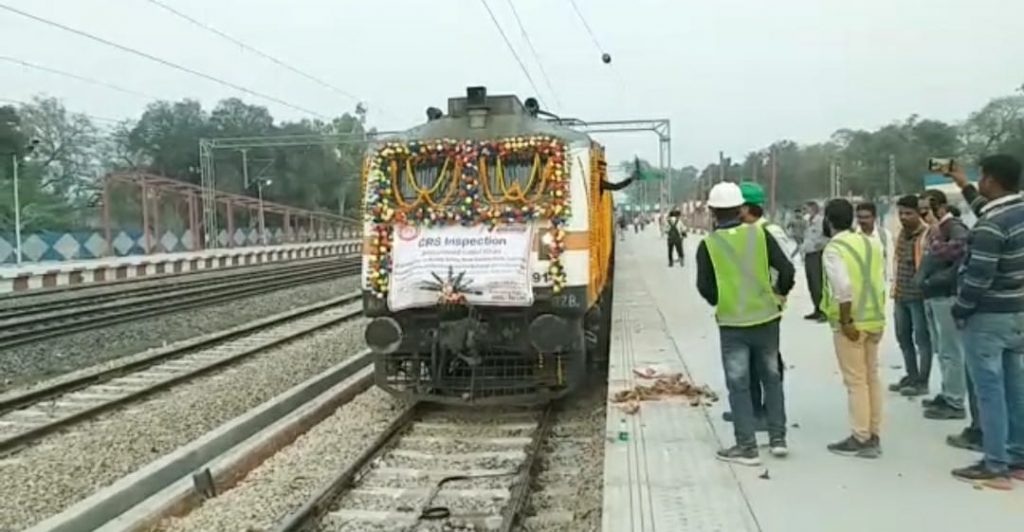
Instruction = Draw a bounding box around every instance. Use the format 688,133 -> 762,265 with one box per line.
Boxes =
946,154 -> 1024,489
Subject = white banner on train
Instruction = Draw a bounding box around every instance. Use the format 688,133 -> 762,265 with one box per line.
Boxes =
388,224 -> 534,311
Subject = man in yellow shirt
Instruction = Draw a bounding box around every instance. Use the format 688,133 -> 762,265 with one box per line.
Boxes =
821,198 -> 887,458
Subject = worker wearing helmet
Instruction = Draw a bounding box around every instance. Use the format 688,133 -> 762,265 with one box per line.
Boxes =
697,181 -> 796,466
720,182 -> 793,430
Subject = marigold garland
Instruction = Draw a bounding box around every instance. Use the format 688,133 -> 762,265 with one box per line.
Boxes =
365,135 -> 571,299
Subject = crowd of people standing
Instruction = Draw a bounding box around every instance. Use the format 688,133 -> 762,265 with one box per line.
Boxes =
692,155 -> 1024,490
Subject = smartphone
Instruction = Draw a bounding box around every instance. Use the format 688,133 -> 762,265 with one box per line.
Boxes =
928,157 -> 954,173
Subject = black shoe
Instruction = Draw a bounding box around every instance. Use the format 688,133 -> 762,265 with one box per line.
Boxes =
951,461 -> 1013,490
715,445 -> 761,466
925,404 -> 967,420
827,435 -> 879,458
871,434 -> 883,455
900,383 -> 929,397
946,429 -> 983,452
803,312 -> 822,320
722,411 -> 734,423
889,376 -> 912,392
922,394 -> 946,408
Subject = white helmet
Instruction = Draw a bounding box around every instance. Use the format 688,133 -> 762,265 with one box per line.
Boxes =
707,182 -> 744,209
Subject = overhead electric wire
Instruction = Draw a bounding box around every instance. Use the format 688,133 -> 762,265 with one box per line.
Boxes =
0,2 -> 330,119
566,0 -> 606,54
478,0 -> 545,105
0,56 -> 158,100
0,97 -> 122,127
504,0 -> 561,110
139,0 -> 381,115
564,0 -> 628,98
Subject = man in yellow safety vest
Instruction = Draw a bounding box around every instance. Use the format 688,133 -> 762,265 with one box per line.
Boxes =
820,198 -> 887,458
719,182 -> 791,431
696,182 -> 796,466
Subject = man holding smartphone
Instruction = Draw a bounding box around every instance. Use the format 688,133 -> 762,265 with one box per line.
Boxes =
942,155 -> 1024,489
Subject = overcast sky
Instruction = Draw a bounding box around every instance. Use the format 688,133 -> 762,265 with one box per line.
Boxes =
2,0 -> 1023,171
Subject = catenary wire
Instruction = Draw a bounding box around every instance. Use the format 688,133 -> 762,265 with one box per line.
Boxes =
504,0 -> 561,110
564,0 -> 628,99
478,0 -> 545,105
139,0 -> 384,116
566,0 -> 606,53
0,2 -> 330,119
0,56 -> 158,100
0,97 -> 122,128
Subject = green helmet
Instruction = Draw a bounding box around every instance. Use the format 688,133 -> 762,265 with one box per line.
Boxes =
739,181 -> 765,207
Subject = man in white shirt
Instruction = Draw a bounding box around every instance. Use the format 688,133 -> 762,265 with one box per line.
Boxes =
855,202 -> 892,281
821,198 -> 887,458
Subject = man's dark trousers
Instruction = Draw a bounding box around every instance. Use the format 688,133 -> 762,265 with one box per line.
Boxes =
750,351 -> 785,416
804,251 -> 824,312
720,320 -> 787,447
668,239 -> 684,266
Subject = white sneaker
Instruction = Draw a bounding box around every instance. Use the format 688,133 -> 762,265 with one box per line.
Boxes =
769,441 -> 789,457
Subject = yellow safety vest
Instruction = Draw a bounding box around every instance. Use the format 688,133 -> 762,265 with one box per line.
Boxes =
704,224 -> 782,327
820,231 -> 886,332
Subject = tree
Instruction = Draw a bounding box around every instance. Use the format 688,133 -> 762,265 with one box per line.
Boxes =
962,95 -> 1024,163
128,99 -> 209,182
17,96 -> 103,208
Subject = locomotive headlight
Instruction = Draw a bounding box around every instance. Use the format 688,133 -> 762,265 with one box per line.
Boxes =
538,231 -> 553,261
529,314 -> 570,352
365,317 -> 403,354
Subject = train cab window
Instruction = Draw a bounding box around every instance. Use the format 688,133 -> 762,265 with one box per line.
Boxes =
481,152 -> 547,201
394,158 -> 453,203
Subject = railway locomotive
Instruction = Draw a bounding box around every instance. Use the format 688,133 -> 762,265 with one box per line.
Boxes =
361,87 -> 616,405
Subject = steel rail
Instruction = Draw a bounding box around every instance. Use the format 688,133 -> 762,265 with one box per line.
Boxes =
0,293 -> 365,455
271,402 -> 557,532
0,259 -> 361,350
0,258 -> 348,320
271,403 -> 421,532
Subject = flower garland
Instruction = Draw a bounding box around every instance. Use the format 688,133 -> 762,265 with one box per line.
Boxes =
365,135 -> 570,299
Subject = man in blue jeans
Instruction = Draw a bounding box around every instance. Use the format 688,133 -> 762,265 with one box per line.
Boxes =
889,195 -> 933,397
916,190 -> 970,420
947,155 -> 1024,489
696,183 -> 795,465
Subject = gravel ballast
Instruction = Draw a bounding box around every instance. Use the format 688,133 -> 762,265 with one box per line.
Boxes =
0,313 -> 367,531
0,276 -> 360,391
155,387 -> 402,532
518,382 -> 607,532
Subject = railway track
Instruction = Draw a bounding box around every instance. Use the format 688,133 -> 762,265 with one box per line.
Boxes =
0,257 -> 361,350
274,404 -> 555,532
0,292 -> 363,456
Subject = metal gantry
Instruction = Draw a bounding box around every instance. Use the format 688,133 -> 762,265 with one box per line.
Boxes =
554,118 -> 673,212
198,131 -> 399,249
197,118 -> 673,248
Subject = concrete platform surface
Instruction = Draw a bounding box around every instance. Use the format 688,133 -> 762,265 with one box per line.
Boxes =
602,228 -> 1024,532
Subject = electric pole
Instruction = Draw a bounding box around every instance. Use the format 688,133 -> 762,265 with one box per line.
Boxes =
718,151 -> 725,183
769,149 -> 778,217
888,153 -> 897,198
240,149 -> 250,189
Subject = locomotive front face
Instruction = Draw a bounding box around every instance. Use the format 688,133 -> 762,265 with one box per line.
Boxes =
359,89 -> 597,405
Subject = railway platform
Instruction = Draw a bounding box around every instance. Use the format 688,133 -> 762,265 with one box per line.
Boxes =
602,229 -> 1024,532
0,240 -> 360,295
